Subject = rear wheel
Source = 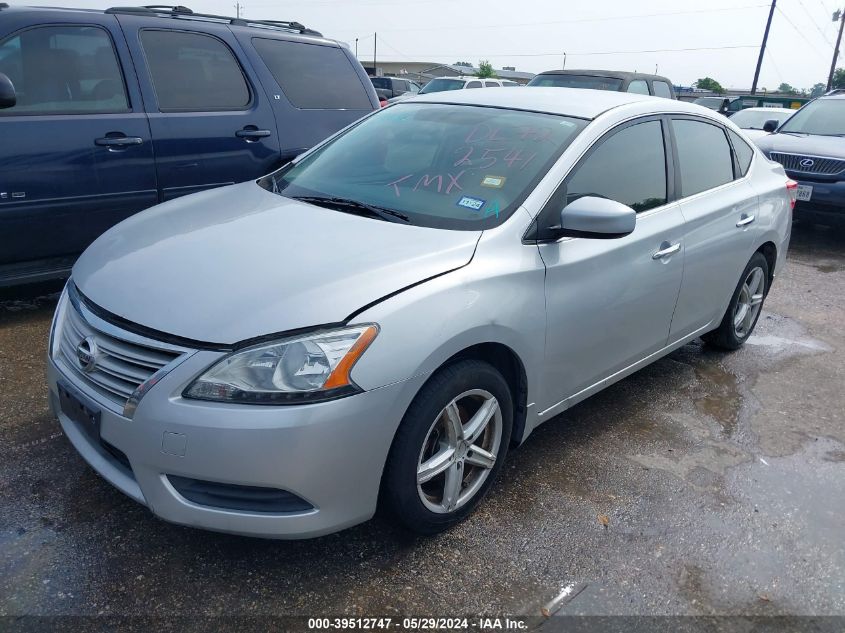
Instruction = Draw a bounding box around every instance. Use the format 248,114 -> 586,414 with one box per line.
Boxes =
703,252 -> 769,350
382,360 -> 512,534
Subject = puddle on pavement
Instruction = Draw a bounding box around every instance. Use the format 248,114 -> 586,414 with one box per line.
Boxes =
693,363 -> 742,437
814,262 -> 844,273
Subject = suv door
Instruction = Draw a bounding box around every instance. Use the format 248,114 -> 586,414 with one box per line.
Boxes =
0,17 -> 156,277
668,117 -> 759,338
534,118 -> 685,415
116,15 -> 281,201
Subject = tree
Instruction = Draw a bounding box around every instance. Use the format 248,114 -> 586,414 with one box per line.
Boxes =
694,77 -> 724,94
777,82 -> 796,95
810,83 -> 826,97
833,68 -> 845,90
476,60 -> 496,78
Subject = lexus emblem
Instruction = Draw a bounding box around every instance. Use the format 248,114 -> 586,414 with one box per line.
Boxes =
76,336 -> 99,373
799,158 -> 815,168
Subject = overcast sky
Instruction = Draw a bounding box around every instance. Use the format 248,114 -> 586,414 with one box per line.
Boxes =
22,0 -> 842,90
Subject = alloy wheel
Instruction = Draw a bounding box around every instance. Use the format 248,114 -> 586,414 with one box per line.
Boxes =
416,389 -> 503,514
733,266 -> 765,338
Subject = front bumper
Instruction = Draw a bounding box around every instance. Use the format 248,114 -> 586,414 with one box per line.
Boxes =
48,354 -> 426,539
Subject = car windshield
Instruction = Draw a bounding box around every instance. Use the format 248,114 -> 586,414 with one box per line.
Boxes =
693,97 -> 725,110
779,99 -> 845,135
730,109 -> 792,130
419,78 -> 465,94
262,103 -> 586,230
528,75 -> 623,91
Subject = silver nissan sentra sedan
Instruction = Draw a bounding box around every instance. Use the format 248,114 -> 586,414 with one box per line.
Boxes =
47,88 -> 794,538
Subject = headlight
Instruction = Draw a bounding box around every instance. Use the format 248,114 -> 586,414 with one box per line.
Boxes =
183,324 -> 378,404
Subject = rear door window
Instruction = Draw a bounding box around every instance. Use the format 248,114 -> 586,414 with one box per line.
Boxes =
484,80 -> 499,87
627,80 -> 649,95
653,81 -> 673,99
465,81 -> 482,89
0,25 -> 128,114
252,38 -> 371,109
672,119 -> 735,196
141,30 -> 249,111
566,120 -> 667,212
728,129 -> 754,176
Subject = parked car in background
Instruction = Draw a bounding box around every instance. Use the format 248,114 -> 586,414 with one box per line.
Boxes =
693,95 -> 745,116
48,87 -> 793,538
527,69 -> 676,99
0,3 -> 378,286
729,107 -> 795,140
371,76 -> 421,101
756,94 -> 845,226
387,76 -> 513,103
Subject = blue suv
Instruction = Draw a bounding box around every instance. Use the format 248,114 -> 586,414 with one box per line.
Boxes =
0,4 -> 378,285
756,93 -> 845,226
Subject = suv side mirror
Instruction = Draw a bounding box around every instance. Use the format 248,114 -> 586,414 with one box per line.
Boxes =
558,196 -> 636,239
763,119 -> 779,133
0,72 -> 15,109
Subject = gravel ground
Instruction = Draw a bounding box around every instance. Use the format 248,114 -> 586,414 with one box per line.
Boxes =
0,221 -> 843,626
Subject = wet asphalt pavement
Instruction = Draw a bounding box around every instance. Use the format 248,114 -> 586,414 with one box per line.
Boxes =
0,221 -> 843,624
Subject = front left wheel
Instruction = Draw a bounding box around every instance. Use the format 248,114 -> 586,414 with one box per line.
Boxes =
382,360 -> 513,535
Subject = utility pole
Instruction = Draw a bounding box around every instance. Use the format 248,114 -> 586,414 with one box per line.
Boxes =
234,2 -> 242,18
751,0 -> 776,95
562,52 -> 566,70
355,38 -> 358,59
828,9 -> 845,91
373,32 -> 377,77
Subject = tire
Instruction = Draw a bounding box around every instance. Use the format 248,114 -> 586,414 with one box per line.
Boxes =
382,359 -> 513,535
703,251 -> 770,350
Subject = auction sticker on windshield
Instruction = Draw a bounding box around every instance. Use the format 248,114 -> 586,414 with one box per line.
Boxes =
457,196 -> 485,211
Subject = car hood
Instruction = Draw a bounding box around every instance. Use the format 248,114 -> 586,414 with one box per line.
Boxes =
755,132 -> 845,157
73,182 -> 481,345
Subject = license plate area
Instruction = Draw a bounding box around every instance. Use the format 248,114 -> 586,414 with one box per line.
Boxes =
796,184 -> 813,201
58,381 -> 101,443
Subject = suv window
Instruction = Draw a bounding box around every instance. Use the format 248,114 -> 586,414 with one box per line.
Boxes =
653,81 -> 673,99
0,25 -> 128,114
627,80 -> 649,95
484,80 -> 499,87
566,120 -> 667,212
673,119 -> 734,196
466,81 -> 482,89
141,30 -> 249,111
252,38 -> 371,110
728,129 -> 754,176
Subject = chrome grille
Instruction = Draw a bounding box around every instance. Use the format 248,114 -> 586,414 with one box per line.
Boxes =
56,294 -> 184,408
769,152 -> 845,176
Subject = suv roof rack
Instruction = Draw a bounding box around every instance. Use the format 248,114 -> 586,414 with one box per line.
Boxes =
105,5 -> 322,36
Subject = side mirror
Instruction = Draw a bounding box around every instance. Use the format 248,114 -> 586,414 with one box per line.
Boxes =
763,119 -> 779,133
0,72 -> 15,109
558,196 -> 636,239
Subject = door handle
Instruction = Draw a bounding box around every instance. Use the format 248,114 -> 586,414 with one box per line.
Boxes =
736,214 -> 756,227
236,127 -> 272,141
94,136 -> 143,147
652,242 -> 681,259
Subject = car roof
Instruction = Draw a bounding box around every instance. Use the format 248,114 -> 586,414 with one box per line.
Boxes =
536,69 -> 674,83
3,4 -> 327,40
407,86 -> 705,120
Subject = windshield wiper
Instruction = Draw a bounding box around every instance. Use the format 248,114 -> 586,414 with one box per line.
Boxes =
292,195 -> 410,223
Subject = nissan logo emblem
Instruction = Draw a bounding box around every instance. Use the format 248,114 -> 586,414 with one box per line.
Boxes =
75,336 -> 99,373
799,158 -> 815,168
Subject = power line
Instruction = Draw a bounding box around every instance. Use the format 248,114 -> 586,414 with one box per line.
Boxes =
795,0 -> 835,47
321,4 -> 771,35
775,5 -> 831,61
369,45 -> 759,60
